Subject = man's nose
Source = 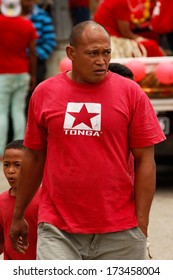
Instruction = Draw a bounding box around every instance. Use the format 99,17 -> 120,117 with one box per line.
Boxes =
96,55 -> 105,64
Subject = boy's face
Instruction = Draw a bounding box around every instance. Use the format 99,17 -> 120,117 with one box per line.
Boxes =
3,149 -> 24,189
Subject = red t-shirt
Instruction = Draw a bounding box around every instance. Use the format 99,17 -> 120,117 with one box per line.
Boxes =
0,15 -> 38,74
94,0 -> 129,37
24,72 -> 165,234
0,189 -> 40,260
151,0 -> 173,34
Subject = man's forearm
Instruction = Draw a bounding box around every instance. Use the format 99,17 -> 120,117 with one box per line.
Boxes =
134,160 -> 156,236
0,240 -> 4,255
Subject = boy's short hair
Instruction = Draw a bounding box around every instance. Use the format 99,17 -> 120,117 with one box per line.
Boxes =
4,140 -> 26,151
108,63 -> 134,80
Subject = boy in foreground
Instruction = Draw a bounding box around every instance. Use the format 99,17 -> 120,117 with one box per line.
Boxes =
0,140 -> 40,260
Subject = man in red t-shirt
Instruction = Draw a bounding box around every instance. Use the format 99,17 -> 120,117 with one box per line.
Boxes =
9,21 -> 166,260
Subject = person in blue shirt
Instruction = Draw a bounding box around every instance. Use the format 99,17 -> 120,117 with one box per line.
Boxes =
21,0 -> 57,85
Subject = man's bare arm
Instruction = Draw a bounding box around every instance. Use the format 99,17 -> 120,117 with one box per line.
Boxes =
132,145 -> 156,237
0,232 -> 4,255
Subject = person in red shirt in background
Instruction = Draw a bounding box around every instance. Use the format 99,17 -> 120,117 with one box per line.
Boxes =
0,0 -> 38,159
150,0 -> 173,53
93,0 -> 164,57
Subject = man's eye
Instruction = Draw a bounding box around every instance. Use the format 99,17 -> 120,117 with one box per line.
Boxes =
88,52 -> 97,56
87,50 -> 111,56
104,50 -> 111,55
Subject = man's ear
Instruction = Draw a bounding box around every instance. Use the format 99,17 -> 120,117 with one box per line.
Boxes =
66,45 -> 75,61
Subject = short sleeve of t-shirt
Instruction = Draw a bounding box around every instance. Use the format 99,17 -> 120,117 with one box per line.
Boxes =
129,92 -> 165,148
24,86 -> 47,150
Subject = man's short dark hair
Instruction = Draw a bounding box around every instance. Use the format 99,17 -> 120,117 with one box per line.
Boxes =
69,20 -> 110,47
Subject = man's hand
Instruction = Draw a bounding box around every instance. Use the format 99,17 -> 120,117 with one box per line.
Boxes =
9,217 -> 29,254
138,223 -> 148,238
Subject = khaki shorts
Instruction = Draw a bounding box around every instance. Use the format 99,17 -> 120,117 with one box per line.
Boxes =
37,223 -> 147,260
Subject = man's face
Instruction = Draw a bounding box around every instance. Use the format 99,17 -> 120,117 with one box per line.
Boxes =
68,26 -> 111,84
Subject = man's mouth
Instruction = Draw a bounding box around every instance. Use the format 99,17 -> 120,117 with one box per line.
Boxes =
94,69 -> 106,75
